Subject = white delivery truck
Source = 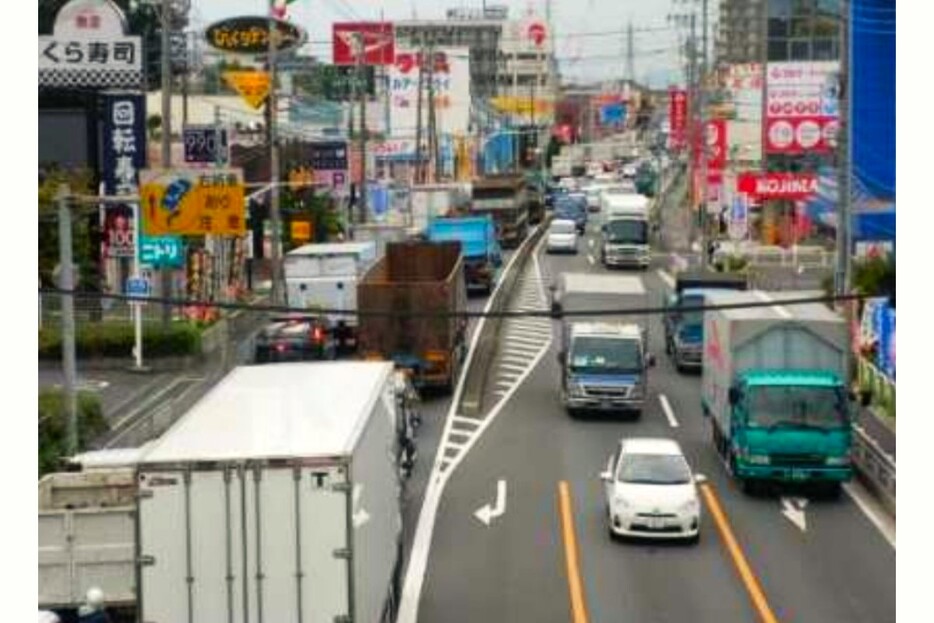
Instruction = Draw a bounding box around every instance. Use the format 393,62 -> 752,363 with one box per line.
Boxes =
600,194 -> 651,269
284,242 -> 377,347
136,361 -> 404,623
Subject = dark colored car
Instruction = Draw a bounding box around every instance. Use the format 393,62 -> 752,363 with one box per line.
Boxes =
545,184 -> 568,210
555,195 -> 588,234
254,314 -> 337,363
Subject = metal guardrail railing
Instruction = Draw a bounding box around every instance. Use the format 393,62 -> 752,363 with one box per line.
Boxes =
857,356 -> 896,421
460,223 -> 548,416
852,424 -> 896,516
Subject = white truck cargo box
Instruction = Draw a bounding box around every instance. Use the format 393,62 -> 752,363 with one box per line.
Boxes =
136,362 -> 402,623
285,243 -> 377,326
38,469 -> 137,609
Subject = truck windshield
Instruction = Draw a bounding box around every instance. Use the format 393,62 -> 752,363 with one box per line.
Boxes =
746,386 -> 848,430
605,220 -> 647,244
569,337 -> 643,374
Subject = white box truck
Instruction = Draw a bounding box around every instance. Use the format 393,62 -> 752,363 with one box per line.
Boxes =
600,194 -> 651,269
284,242 -> 377,347
136,361 -> 403,623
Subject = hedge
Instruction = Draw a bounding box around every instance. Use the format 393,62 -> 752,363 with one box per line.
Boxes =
38,322 -> 202,360
38,389 -> 109,477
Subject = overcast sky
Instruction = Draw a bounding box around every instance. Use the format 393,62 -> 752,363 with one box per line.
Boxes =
190,0 -> 696,87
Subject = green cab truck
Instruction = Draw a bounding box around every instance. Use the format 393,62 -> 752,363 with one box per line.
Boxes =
701,290 -> 854,494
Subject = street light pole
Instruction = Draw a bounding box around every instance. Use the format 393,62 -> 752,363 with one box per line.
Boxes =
267,0 -> 283,304
57,185 -> 79,458
159,0 -> 173,324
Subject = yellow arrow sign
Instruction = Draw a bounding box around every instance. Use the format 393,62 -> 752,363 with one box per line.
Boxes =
223,71 -> 271,109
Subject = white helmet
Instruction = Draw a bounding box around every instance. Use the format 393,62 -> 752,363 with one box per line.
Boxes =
86,586 -> 105,609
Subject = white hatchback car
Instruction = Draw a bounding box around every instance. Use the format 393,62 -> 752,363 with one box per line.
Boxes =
546,219 -> 579,254
601,437 -> 704,542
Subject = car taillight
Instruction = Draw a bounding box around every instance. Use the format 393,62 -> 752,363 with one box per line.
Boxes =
275,343 -> 286,353
312,326 -> 324,342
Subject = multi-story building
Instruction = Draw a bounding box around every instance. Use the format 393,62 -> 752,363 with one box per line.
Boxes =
716,0 -> 766,65
394,5 -> 556,116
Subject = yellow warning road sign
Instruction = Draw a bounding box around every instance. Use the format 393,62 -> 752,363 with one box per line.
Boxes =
223,71 -> 271,109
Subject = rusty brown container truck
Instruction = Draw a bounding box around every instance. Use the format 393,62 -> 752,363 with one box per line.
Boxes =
357,241 -> 468,392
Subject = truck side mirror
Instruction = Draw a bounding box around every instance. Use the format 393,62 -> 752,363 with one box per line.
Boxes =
728,387 -> 740,406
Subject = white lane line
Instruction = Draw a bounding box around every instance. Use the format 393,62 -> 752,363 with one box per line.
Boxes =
498,362 -> 529,373
500,354 -> 533,364
398,224 -> 550,623
504,329 -> 551,340
503,333 -> 548,343
659,394 -> 680,428
109,377 -> 189,433
451,415 -> 481,427
588,238 -> 595,248
843,482 -> 896,549
587,254 -> 595,265
657,269 -> 676,289
501,345 -> 541,356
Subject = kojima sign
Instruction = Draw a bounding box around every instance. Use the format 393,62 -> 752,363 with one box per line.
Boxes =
737,172 -> 818,200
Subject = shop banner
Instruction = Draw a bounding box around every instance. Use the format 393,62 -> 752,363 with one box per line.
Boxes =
737,172 -> 818,200
668,88 -> 687,150
766,61 -> 839,153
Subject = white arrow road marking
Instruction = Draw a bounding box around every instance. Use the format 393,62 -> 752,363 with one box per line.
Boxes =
587,254 -> 595,265
353,484 -> 370,528
780,497 -> 808,532
474,479 -> 507,527
659,394 -> 679,428
588,238 -> 595,248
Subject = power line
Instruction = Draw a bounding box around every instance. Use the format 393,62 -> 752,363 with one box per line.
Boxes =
39,287 -> 868,320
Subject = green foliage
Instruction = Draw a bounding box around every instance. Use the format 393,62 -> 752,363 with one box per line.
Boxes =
38,389 -> 108,477
38,322 -> 202,360
38,168 -> 99,290
853,255 -> 896,307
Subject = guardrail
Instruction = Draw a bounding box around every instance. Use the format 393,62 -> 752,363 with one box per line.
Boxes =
713,244 -> 836,269
852,424 -> 896,516
460,222 -> 548,416
856,356 -> 896,421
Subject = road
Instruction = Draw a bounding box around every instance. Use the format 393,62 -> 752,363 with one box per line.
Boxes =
409,215 -> 896,623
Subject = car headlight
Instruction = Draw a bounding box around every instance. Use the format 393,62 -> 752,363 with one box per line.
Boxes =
679,498 -> 699,513
826,455 -> 851,466
569,382 -> 586,397
628,384 -> 644,399
613,495 -> 631,509
746,454 -> 771,465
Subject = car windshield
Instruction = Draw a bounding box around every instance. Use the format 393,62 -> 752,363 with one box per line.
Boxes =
618,453 -> 692,485
550,222 -> 576,235
746,385 -> 848,430
569,337 -> 643,375
605,220 -> 647,244
676,294 -> 705,326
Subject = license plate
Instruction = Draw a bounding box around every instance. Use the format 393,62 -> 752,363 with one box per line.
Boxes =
601,400 -> 614,409
790,469 -> 809,481
648,517 -> 664,530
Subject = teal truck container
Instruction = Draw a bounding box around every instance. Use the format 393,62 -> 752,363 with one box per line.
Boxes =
427,216 -> 502,295
701,290 -> 853,494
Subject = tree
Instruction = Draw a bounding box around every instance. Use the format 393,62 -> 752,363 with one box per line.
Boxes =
147,114 -> 162,140
38,167 -> 98,290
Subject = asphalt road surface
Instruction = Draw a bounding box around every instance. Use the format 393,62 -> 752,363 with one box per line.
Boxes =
410,218 -> 896,623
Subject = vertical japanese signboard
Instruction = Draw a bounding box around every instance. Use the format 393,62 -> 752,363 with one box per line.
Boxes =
101,93 -> 146,258
765,61 -> 839,154
668,88 -> 687,150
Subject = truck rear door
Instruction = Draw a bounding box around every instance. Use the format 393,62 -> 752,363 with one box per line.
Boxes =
139,465 -> 351,623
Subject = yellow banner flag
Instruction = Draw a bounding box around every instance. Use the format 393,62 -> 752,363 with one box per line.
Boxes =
223,71 -> 271,109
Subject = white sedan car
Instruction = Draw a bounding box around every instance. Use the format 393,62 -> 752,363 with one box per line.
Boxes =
601,437 -> 704,542
546,219 -> 579,254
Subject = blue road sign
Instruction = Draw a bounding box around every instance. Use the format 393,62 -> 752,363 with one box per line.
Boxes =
140,235 -> 184,268
126,276 -> 151,299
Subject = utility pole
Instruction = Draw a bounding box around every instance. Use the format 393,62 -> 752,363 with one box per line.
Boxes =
159,0 -> 173,325
357,33 -> 368,223
57,185 -> 78,457
835,0 -> 852,299
267,0 -> 283,304
414,35 -> 425,184
625,20 -> 635,83
700,0 -> 710,269
688,13 -> 698,226
512,38 -> 519,170
427,39 -> 439,182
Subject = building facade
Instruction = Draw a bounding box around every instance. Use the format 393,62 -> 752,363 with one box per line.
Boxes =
716,0 -> 766,65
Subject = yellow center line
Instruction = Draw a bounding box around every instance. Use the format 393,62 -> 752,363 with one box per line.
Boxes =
700,482 -> 780,623
558,481 -> 590,623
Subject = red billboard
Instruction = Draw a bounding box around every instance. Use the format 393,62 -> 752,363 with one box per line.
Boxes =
737,172 -> 818,200
332,22 -> 395,66
668,88 -> 687,150
706,119 -> 727,171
